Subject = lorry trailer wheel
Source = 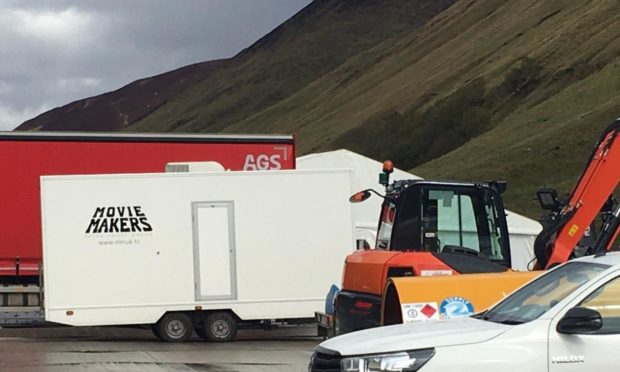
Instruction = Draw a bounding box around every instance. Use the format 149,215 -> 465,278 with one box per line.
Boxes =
202,312 -> 238,342
155,313 -> 193,342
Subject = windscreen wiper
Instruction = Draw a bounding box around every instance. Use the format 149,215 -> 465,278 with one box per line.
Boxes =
495,319 -> 525,325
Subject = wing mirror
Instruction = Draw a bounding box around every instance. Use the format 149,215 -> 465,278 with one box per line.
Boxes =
349,190 -> 372,203
556,307 -> 602,334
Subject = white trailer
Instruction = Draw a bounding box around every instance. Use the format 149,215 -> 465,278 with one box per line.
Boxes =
41,169 -> 354,342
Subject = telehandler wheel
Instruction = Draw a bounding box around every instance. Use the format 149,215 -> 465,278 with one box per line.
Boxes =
202,312 -> 238,342
155,313 -> 193,342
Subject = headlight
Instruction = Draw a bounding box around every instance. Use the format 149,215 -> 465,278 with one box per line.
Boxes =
341,348 -> 434,371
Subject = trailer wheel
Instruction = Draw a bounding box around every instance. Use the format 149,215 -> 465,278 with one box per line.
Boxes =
202,312 -> 237,342
155,313 -> 193,342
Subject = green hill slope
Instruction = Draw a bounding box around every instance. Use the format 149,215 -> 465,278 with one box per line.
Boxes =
19,0 -> 454,134
406,0 -> 620,216
126,0 -> 456,133
228,0 -> 620,216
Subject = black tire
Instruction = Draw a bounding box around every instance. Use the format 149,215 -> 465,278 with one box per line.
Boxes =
155,313 -> 193,342
202,312 -> 238,342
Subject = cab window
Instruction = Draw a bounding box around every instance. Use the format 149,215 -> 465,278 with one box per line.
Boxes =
391,188 -> 421,250
430,190 -> 480,251
376,201 -> 396,250
579,276 -> 620,334
420,188 -> 505,260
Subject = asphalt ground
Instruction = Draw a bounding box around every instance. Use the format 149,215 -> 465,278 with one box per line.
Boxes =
0,325 -> 321,371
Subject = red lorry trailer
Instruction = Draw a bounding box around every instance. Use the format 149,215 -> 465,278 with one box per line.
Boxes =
0,131 -> 295,325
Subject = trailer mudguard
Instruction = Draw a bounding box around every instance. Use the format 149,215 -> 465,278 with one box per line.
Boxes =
382,271 -> 541,326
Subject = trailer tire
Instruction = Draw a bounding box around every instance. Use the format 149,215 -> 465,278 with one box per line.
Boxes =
155,313 -> 193,342
202,312 -> 237,342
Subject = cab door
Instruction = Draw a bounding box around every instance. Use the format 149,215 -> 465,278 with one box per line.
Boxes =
548,274 -> 620,371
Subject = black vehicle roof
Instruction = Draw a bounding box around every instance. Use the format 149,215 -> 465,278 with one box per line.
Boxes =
386,179 -> 505,198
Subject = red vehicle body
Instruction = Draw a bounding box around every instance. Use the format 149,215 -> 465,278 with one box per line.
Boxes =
0,132 -> 295,280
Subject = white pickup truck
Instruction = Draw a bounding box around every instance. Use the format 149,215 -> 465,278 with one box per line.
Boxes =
310,252 -> 620,372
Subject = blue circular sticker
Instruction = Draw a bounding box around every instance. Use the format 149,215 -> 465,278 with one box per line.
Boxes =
440,297 -> 474,319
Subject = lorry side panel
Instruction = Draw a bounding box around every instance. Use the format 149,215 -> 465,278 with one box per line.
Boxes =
41,169 -> 353,326
1,134 -> 294,276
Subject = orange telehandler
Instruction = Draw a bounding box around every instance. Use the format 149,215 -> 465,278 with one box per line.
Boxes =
318,118 -> 620,335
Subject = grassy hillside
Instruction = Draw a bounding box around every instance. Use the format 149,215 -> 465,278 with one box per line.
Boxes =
416,63 -> 620,217
18,0 -> 454,133
16,0 -> 620,218
407,0 -> 620,216
18,61 -> 227,131
126,0 -> 456,133
227,0 -> 620,216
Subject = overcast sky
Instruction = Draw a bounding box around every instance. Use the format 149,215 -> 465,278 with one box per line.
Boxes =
0,0 -> 312,131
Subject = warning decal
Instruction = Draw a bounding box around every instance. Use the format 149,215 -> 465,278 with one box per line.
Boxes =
401,302 -> 440,324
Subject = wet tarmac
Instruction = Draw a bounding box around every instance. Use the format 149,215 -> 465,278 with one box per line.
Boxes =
0,325 -> 320,371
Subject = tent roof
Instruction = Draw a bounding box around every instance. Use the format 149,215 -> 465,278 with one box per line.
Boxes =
297,149 -> 542,236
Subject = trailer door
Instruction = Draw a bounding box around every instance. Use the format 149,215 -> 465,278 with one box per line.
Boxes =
192,202 -> 237,301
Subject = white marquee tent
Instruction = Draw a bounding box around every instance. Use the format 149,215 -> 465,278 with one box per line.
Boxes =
297,149 -> 542,271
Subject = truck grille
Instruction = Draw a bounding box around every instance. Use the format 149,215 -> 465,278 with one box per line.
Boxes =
309,351 -> 341,371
